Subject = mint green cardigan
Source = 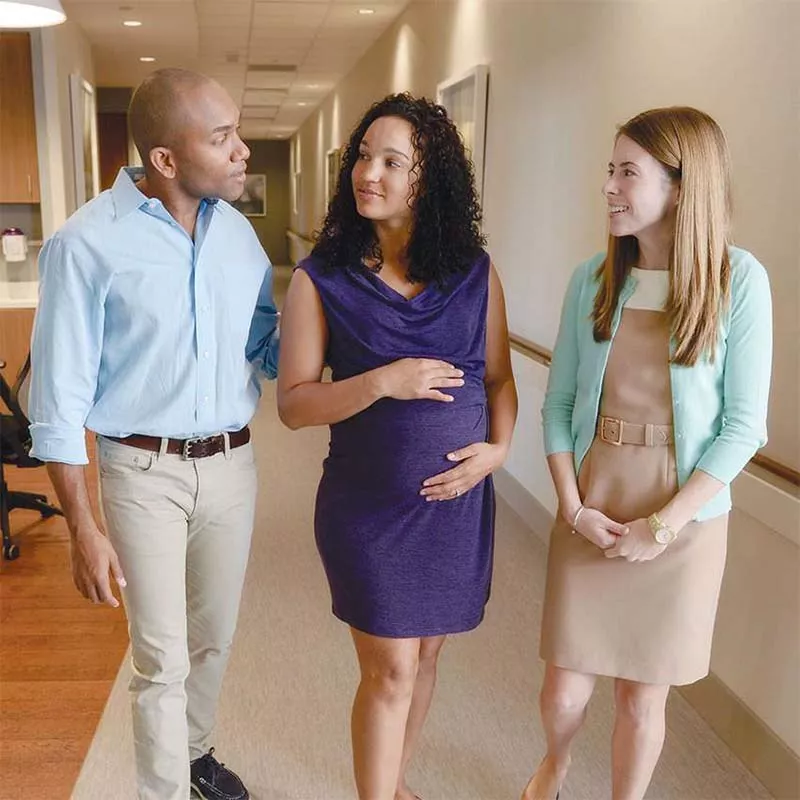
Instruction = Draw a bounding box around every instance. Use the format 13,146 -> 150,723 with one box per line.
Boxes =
542,246 -> 772,521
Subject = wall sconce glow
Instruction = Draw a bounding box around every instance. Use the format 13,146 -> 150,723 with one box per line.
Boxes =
358,8 -> 375,15
0,0 -> 66,28
391,24 -> 414,94
139,56 -> 156,63
123,20 -> 142,27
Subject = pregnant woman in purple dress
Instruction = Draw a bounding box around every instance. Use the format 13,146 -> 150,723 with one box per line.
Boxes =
278,94 -> 518,800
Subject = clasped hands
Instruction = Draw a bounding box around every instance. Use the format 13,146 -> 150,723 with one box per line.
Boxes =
570,506 -> 668,562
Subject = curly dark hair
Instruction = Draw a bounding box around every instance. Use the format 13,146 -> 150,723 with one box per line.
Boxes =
311,93 -> 486,285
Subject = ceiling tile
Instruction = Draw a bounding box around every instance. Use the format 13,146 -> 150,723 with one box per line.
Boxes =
62,0 -> 412,136
242,106 -> 281,119
246,70 -> 297,89
243,89 -> 289,105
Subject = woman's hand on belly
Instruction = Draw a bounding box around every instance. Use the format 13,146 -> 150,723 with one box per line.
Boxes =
373,358 -> 465,403
419,441 -> 506,502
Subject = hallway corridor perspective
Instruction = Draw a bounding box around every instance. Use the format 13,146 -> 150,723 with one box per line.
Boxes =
71,271 -> 771,800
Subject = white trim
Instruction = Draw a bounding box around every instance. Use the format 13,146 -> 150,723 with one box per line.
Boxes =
30,28 -> 67,237
69,73 -> 100,208
733,468 -> 800,547
436,64 -> 489,202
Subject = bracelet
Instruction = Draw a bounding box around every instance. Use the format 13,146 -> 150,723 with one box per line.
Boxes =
571,504 -> 585,533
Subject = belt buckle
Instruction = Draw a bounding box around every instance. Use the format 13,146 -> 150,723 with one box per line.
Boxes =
602,417 -> 624,446
182,435 -> 215,460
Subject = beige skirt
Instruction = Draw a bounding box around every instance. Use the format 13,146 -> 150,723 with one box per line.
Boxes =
540,309 -> 729,686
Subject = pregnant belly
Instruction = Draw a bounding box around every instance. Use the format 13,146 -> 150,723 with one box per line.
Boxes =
324,399 -> 488,497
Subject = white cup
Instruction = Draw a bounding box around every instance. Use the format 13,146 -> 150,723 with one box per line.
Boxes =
2,229 -> 28,263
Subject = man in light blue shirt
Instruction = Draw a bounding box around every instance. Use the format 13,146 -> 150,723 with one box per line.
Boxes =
29,68 -> 277,800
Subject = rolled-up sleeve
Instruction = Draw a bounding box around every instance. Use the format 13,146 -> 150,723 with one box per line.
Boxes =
29,236 -> 105,464
245,267 -> 280,380
696,259 -> 772,484
542,263 -> 585,455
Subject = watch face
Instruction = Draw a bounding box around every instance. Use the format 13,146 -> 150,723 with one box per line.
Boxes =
655,528 -> 676,545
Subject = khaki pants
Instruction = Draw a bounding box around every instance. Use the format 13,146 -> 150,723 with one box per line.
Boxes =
98,435 -> 257,800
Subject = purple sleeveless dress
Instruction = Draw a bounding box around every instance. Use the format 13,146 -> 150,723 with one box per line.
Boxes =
300,252 -> 495,638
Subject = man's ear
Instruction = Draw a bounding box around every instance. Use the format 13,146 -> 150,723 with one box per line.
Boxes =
149,147 -> 177,180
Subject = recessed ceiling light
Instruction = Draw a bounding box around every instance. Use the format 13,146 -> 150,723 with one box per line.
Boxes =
139,56 -> 156,62
358,8 -> 375,15
297,101 -> 308,107
123,20 -> 142,27
308,84 -> 319,89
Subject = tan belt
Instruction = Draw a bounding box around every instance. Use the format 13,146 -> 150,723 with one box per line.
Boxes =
598,416 -> 673,447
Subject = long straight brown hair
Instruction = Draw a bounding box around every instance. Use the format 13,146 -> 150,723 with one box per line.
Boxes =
592,107 -> 732,365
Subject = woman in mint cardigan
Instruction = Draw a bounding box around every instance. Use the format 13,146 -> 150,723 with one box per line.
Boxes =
522,108 -> 772,800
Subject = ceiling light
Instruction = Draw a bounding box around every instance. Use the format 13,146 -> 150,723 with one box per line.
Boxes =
0,0 -> 67,28
123,19 -> 141,27
308,84 -> 319,89
139,56 -> 156,63
297,101 -> 308,107
358,8 -> 375,14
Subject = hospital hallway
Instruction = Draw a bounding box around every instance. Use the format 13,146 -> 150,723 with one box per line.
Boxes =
66,270 -> 771,800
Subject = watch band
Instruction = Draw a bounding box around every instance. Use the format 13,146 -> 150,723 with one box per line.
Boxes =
647,511 -> 677,545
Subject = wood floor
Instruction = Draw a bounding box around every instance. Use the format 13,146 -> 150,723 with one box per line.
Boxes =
0,443 -> 130,800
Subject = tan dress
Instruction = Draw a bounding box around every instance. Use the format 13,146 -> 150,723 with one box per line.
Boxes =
540,269 -> 728,686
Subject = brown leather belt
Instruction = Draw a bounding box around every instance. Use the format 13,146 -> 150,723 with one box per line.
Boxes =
105,426 -> 250,460
598,416 -> 673,447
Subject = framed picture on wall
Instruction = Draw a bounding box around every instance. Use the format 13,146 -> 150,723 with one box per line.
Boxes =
325,147 -> 343,205
232,174 -> 267,217
436,64 -> 489,201
69,74 -> 101,208
290,136 -> 301,215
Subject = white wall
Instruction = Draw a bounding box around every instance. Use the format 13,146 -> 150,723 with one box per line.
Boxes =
31,20 -> 95,237
291,0 -> 800,757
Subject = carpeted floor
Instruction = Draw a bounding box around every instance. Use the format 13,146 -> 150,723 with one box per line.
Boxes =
72,268 -> 771,800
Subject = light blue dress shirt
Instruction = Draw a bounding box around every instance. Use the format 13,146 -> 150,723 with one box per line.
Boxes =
542,246 -> 772,521
29,167 -> 280,465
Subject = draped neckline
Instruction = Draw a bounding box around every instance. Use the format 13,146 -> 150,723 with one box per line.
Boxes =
357,261 -> 434,305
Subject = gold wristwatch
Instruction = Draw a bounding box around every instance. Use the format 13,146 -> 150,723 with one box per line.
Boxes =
647,512 -> 677,545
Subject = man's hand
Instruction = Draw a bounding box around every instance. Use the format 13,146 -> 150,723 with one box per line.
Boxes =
46,462 -> 127,608
69,523 -> 126,607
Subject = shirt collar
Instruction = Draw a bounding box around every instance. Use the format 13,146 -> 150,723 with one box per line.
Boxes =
111,166 -> 223,220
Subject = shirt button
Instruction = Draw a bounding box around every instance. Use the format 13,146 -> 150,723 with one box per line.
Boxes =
203,351 -> 210,359
203,396 -> 209,403
148,199 -> 157,208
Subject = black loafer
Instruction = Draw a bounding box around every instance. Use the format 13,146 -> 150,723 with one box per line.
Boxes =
190,747 -> 249,800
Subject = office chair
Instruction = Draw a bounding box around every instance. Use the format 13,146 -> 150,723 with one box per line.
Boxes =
0,354 -> 63,560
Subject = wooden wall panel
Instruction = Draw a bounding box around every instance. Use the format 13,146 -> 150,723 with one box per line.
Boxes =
0,308 -> 35,390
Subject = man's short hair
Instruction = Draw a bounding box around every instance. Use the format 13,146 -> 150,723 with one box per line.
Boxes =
128,68 -> 212,164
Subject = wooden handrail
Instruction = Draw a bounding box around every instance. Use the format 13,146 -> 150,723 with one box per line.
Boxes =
509,331 -> 800,489
509,333 -> 552,367
750,453 -> 800,488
